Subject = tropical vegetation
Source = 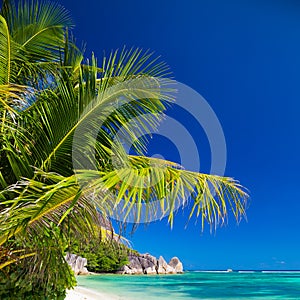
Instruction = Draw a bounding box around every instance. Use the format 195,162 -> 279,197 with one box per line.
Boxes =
0,0 -> 248,298
70,238 -> 130,273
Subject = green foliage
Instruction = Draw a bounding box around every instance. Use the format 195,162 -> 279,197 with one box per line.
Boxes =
70,237 -> 129,273
0,234 -> 76,299
0,264 -> 75,300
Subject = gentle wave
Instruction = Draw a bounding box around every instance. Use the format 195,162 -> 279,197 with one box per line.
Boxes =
261,270 -> 300,273
192,270 -> 232,273
238,271 -> 256,273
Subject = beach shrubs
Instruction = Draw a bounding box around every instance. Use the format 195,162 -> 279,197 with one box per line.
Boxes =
0,259 -> 75,299
70,239 -> 129,273
0,236 -> 75,299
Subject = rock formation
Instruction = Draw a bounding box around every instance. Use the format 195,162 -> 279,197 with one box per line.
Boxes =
168,257 -> 184,273
117,253 -> 183,275
65,251 -> 183,276
157,256 -> 168,274
65,252 -> 89,275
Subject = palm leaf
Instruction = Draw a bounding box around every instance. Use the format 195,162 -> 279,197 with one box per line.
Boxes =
0,0 -> 73,87
1,0 -> 72,61
23,49 -> 172,176
0,171 -> 100,246
74,155 -> 248,230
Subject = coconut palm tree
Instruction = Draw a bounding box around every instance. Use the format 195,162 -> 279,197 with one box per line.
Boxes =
0,0 -> 248,297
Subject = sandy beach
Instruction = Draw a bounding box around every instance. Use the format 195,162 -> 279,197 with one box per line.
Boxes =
66,286 -> 122,300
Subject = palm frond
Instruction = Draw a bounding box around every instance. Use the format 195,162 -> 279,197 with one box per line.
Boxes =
74,155 -> 248,230
0,171 -> 100,246
24,49 -> 173,176
0,0 -> 73,87
1,0 -> 72,60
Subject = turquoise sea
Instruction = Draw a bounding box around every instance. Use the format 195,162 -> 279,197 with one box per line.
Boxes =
77,271 -> 300,299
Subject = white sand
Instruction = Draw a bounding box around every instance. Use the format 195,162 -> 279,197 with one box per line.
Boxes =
66,286 -> 122,300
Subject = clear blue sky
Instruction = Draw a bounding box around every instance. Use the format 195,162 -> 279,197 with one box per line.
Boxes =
59,0 -> 300,270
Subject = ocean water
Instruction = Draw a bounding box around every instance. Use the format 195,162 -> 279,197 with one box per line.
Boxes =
76,271 -> 300,299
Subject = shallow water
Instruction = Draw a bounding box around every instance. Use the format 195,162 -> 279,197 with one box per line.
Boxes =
77,271 -> 300,299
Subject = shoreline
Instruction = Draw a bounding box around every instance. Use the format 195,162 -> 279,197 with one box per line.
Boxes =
66,286 -> 122,300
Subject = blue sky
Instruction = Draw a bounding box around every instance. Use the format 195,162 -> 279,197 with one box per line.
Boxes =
59,0 -> 300,270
